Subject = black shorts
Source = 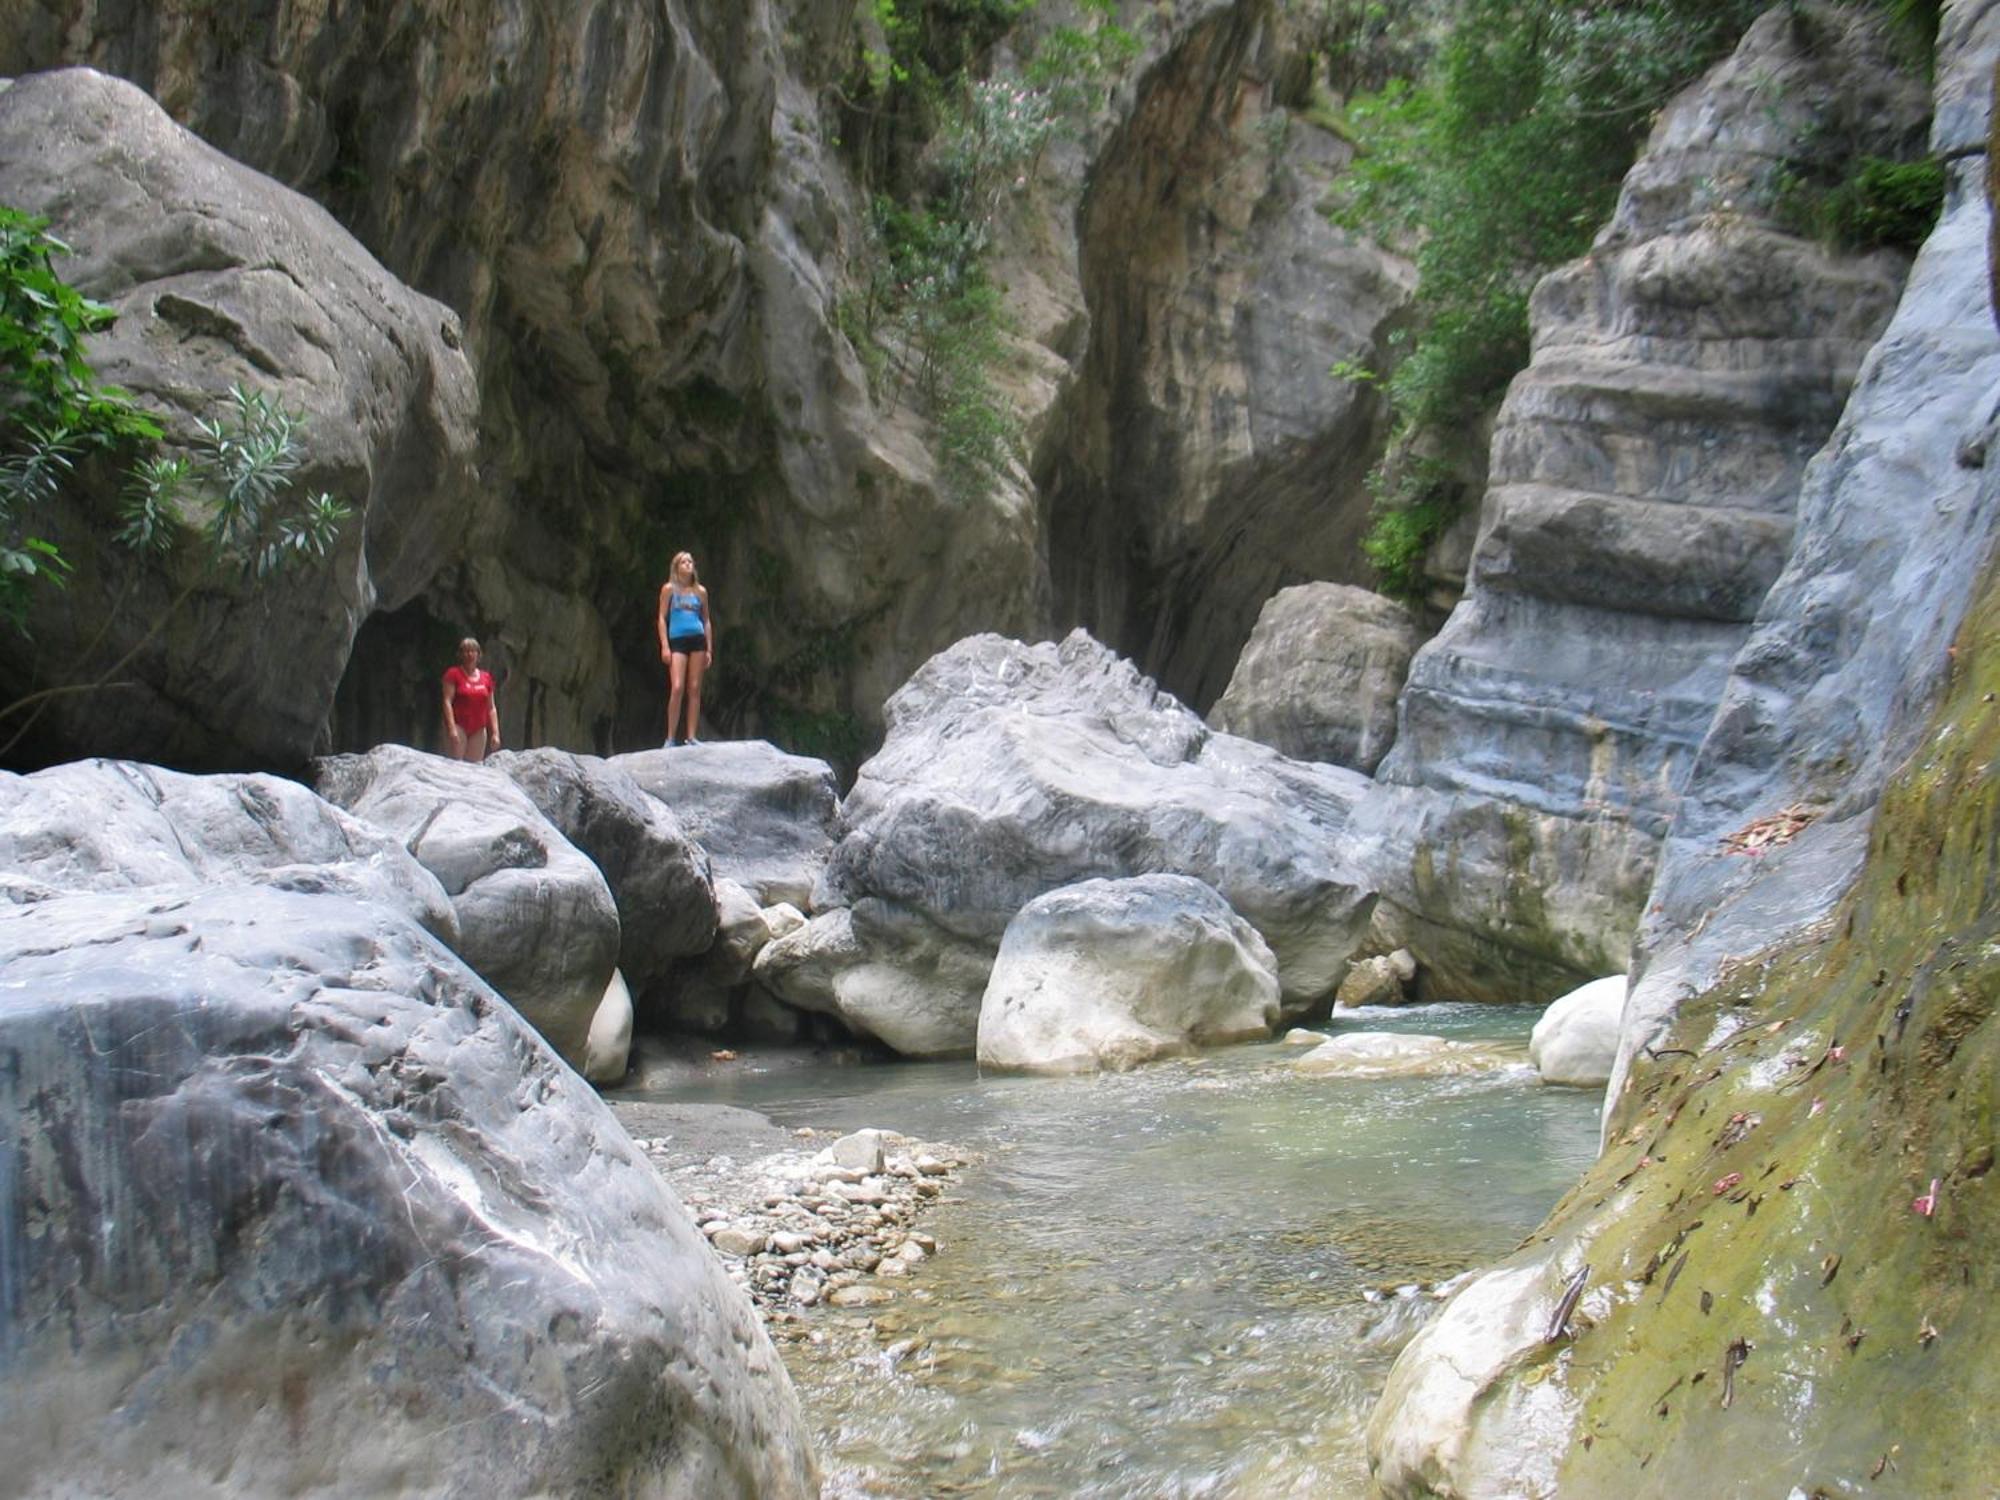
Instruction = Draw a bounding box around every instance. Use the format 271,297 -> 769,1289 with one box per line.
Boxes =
669,633 -> 708,655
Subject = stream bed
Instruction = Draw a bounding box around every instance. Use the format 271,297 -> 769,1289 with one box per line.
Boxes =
635,1004 -> 1600,1498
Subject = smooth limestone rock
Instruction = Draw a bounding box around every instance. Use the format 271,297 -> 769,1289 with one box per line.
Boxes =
1043,4 -> 1415,708
753,900 -> 996,1057
316,744 -> 618,1067
1208,583 -> 1421,773
1368,10 -> 2000,1493
1334,948 -> 1418,1009
584,967 -> 635,1084
0,757 -> 454,940
1347,7 -> 1929,1002
976,875 -> 1280,1074
613,741 -> 840,909
0,68 -> 479,768
0,883 -> 816,1499
1293,1032 -> 1524,1079
491,747 -> 718,990
1528,975 -> 1625,1087
820,631 -> 1376,1016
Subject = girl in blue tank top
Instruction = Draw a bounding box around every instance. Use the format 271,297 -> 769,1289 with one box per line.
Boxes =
656,551 -> 714,745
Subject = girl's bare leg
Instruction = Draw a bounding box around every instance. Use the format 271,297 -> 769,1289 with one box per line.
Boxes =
666,653 -> 688,743
463,728 -> 489,762
685,652 -> 706,743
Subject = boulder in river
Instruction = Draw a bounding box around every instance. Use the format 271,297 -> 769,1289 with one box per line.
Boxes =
1293,1032 -> 1524,1079
316,744 -> 617,1067
977,875 -> 1280,1074
0,882 -> 816,1498
1335,949 -> 1419,1009
1528,975 -> 1625,1087
820,630 -> 1377,1012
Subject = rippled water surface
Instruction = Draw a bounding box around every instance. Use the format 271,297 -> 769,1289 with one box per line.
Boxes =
648,1005 -> 1600,1498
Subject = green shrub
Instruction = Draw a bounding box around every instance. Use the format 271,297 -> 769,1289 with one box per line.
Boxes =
1785,155 -> 1947,253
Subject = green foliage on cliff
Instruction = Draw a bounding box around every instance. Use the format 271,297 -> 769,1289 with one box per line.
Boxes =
1777,154 -> 1946,252
1329,0 -> 1765,601
842,1 -> 1137,505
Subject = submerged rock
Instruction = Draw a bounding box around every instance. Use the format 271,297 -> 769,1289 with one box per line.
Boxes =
821,631 -> 1376,1015
316,744 -> 618,1067
977,875 -> 1281,1074
1528,975 -> 1625,1088
1293,1032 -> 1524,1079
0,883 -> 816,1498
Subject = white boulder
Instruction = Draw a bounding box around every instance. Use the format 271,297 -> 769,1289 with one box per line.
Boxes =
1529,975 -> 1626,1087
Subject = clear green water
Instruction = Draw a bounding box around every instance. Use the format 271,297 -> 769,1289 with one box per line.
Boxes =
647,1005 -> 1600,1498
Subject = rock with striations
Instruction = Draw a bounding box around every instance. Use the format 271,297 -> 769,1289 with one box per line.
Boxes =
753,899 -> 998,1058
1346,8 -> 1930,1003
1208,583 -> 1421,773
316,744 -> 618,1068
819,630 -> 1376,1017
1367,9 -> 2000,1494
490,747 -> 718,990
0,68 -> 479,769
976,874 -> 1280,1074
0,757 -> 455,940
613,741 -> 840,910
1527,975 -> 1625,1088
0,882 -> 816,1498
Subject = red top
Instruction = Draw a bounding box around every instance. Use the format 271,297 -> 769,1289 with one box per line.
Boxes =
444,666 -> 494,733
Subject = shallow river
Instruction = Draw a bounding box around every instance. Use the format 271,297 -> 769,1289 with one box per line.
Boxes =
651,1004 -> 1600,1498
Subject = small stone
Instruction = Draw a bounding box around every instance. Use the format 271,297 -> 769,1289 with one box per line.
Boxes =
710,1227 -> 768,1258
770,1231 -> 808,1255
914,1179 -> 942,1198
877,1258 -> 909,1278
897,1241 -> 927,1263
914,1154 -> 949,1176
829,1284 -> 894,1308
830,1129 -> 888,1174
811,1249 -> 838,1271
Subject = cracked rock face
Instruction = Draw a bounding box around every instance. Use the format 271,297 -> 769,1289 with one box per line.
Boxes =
0,68 -> 481,769
0,882 -> 816,1499
1348,8 -> 1929,1001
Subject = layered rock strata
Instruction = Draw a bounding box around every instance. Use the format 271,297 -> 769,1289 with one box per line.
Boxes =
1367,7 -> 2000,1488
1349,7 -> 1930,1000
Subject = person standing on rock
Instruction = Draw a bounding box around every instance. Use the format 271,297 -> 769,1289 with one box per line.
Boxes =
657,550 -> 714,746
442,636 -> 502,761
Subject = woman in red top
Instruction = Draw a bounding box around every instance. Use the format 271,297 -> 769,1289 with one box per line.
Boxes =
442,637 -> 501,761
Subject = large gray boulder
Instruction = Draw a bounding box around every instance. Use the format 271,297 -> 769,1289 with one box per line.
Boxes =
753,900 -> 997,1058
1347,8 -> 1929,1001
612,741 -> 840,909
1527,974 -> 1625,1088
491,747 -> 718,990
976,875 -> 1280,1074
316,745 -> 618,1067
0,68 -> 480,768
820,631 -> 1376,1013
0,758 -> 454,939
0,882 -> 815,1498
1208,583 -> 1420,772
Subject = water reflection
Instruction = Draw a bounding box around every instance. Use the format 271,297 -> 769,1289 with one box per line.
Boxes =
639,1004 -> 1600,1497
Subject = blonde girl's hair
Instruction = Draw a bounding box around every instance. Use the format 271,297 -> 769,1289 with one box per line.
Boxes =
671,551 -> 699,585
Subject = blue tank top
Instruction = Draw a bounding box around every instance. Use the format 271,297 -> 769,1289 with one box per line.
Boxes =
667,589 -> 704,639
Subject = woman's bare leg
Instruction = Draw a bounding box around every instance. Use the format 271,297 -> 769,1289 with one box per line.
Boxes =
684,652 -> 706,743
463,728 -> 489,762
666,653 -> 688,743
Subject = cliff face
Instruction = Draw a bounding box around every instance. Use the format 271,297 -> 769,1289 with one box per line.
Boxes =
1367,4 -> 2000,1490
1,0 -> 1401,767
1,0 -> 1049,763
1347,7 -> 1928,1001
1041,1 -> 1412,708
